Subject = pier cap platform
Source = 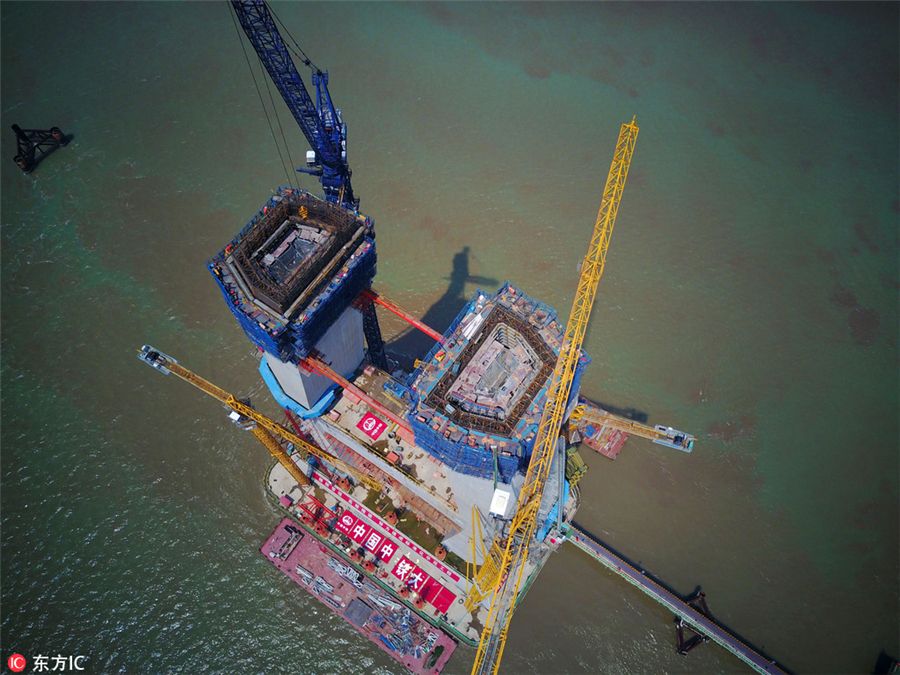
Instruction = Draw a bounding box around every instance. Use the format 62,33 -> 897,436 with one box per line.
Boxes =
407,282 -> 590,483
208,187 -> 376,363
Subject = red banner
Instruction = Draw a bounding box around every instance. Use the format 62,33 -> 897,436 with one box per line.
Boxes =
315,475 -> 461,582
348,520 -> 372,544
335,510 -> 400,562
390,556 -> 433,594
375,539 -> 398,562
391,556 -> 416,582
406,567 -> 431,593
357,412 -> 388,440
362,529 -> 385,553
335,512 -> 357,535
431,586 -> 456,613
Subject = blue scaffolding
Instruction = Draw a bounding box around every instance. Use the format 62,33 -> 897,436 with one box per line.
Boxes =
407,282 -> 591,483
207,187 -> 376,364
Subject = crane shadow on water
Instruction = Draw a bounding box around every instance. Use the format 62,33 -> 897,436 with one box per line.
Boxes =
383,246 -> 498,368
582,398 -> 649,424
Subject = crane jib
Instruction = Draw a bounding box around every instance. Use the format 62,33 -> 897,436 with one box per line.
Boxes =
471,118 -> 639,675
231,0 -> 356,209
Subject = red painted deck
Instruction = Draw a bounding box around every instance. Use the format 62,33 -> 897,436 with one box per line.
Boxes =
580,424 -> 630,460
261,518 -> 457,675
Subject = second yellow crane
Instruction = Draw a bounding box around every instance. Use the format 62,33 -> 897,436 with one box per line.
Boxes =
471,118 -> 640,675
136,345 -> 382,492
571,401 -> 696,452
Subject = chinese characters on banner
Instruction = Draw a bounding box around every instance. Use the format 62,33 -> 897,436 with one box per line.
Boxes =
335,511 -> 399,562
392,555 -> 431,593
336,513 -> 459,612
316,472 -> 461,582
390,555 -> 456,611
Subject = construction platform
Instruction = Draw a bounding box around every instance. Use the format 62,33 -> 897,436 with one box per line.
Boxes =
287,371 -> 576,568
405,282 -> 590,483
262,517 -> 457,674
267,461 -> 479,643
208,187 -> 376,363
270,422 -> 566,577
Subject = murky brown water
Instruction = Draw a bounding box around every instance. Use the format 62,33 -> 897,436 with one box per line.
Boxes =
2,3 -> 897,673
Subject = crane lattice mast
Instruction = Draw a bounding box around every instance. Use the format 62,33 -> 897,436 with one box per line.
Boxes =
471,118 -> 639,675
231,0 -> 357,210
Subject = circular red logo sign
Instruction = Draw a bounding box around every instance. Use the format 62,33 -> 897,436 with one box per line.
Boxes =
8,654 -> 27,672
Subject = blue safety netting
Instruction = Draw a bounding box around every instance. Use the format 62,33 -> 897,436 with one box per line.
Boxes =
409,414 -> 521,483
207,187 -> 376,364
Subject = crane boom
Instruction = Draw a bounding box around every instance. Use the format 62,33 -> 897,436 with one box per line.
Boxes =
231,0 -> 357,210
471,118 -> 639,675
571,401 -> 696,452
137,345 -> 381,492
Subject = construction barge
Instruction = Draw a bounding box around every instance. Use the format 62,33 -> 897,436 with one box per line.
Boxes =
262,516 -> 456,674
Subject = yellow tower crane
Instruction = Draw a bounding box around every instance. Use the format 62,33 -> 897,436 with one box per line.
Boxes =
136,345 -> 382,493
471,118 -> 640,675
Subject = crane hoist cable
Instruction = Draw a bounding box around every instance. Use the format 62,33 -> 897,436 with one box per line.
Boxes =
230,0 -> 357,210
228,2 -> 297,190
266,3 -> 320,73
471,117 -> 639,675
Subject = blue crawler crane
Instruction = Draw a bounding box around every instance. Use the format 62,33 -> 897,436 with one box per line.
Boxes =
219,0 -> 388,371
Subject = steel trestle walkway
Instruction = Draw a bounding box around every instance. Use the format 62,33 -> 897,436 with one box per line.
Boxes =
568,526 -> 787,675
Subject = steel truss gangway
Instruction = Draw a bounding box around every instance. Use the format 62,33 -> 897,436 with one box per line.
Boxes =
567,526 -> 788,675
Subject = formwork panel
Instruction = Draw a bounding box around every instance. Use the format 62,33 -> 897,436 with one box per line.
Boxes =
208,187 -> 376,365
407,282 -> 586,482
